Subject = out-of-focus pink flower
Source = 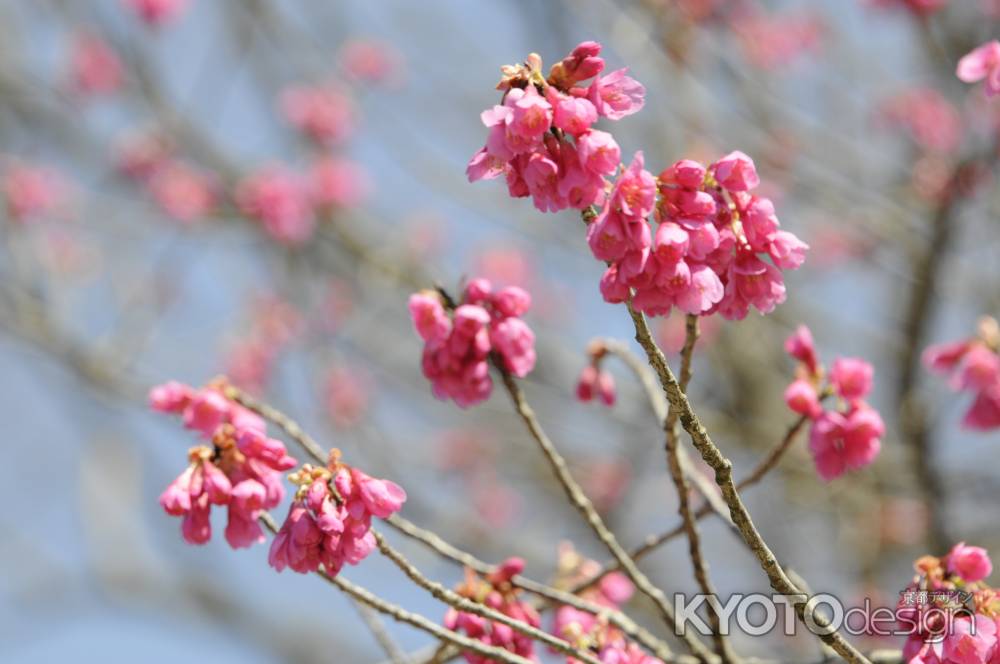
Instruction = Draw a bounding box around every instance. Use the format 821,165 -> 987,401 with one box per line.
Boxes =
308,157 -> 370,209
280,85 -> 354,146
338,39 -> 401,85
923,325 -> 1000,431
224,339 -> 275,396
490,317 -> 536,378
236,166 -> 315,245
733,11 -> 824,70
123,0 -> 188,27
68,31 -> 123,97
2,162 -> 64,223
579,458 -> 631,513
957,40 -> 1000,97
324,365 -> 372,428
878,88 -> 963,153
785,325 -> 820,376
114,130 -> 173,181
784,378 -> 822,418
148,161 -> 216,223
830,357 -> 874,402
946,542 -> 993,582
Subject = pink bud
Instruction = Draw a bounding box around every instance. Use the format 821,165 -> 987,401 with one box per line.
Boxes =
576,365 -> 598,402
492,286 -> 532,318
408,292 -> 452,343
149,380 -> 192,413
784,379 -> 822,418
201,461 -> 233,505
464,278 -> 493,304
159,467 -> 194,515
182,389 -> 230,436
947,542 -> 993,582
597,370 -> 616,406
711,150 -> 760,192
785,325 -> 820,375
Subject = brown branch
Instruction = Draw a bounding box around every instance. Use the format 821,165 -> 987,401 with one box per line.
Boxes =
496,365 -> 717,663
664,315 -> 736,664
624,300 -> 871,664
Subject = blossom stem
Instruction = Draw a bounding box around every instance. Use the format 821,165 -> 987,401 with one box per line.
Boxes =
625,300 -> 872,664
256,513 -> 535,664
496,365 -> 718,663
664,315 -> 737,664
371,530 -> 606,664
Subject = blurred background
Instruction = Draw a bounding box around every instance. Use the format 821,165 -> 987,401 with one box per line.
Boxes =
1,0 -> 999,662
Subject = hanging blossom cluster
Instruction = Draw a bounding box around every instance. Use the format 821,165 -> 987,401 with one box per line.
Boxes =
549,543 -> 652,663
466,41 -> 643,213
923,316 -> 1000,431
269,452 -> 406,577
149,379 -> 297,547
445,558 -> 542,664
468,43 -> 807,320
409,279 -> 536,407
783,325 -> 884,481
899,543 -> 997,664
575,339 -> 617,407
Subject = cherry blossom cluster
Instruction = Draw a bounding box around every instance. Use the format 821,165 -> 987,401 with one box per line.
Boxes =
444,557 -> 542,664
549,543 -> 650,663
269,453 -> 406,577
899,543 -> 997,664
600,151 -> 807,319
466,41 -> 644,213
468,43 -> 807,321
408,279 -> 536,407
923,316 -> 1000,431
783,325 -> 884,481
149,379 -> 297,547
575,340 -> 617,407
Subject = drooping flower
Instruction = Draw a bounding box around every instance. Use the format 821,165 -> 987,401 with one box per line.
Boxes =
150,379 -> 296,548
956,40 -> 1000,97
409,282 -> 536,407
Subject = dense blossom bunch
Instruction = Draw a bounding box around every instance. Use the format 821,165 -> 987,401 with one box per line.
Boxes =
598,151 -> 807,320
783,325 -> 884,481
923,317 -> 1000,430
957,40 -> 1000,97
468,43 -> 806,321
409,279 -> 536,407
575,340 -> 617,406
549,543 -> 650,663
445,558 -> 542,664
67,31 -> 123,98
149,379 -> 297,547
899,544 -> 998,664
467,41 -> 644,213
269,453 -> 406,577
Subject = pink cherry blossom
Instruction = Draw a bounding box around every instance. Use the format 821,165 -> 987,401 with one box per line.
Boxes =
309,157 -> 370,209
808,404 -> 883,481
280,85 -> 354,145
235,166 -> 315,245
957,41 -> 1000,96
923,325 -> 1000,431
2,163 -> 64,223
147,161 -> 216,223
784,379 -> 822,418
547,41 -> 605,89
946,542 -> 993,583
710,151 -> 760,192
67,31 -> 123,97
785,325 -> 820,375
547,87 -> 598,136
588,68 -> 646,120
123,0 -> 188,27
830,357 -> 875,402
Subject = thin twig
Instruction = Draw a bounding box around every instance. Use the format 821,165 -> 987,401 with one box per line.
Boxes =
664,315 -> 736,664
625,300 -> 871,664
371,531 -> 605,664
497,365 -> 717,663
